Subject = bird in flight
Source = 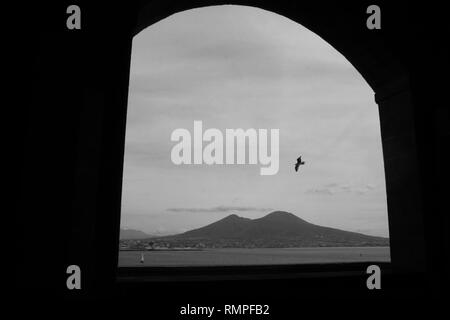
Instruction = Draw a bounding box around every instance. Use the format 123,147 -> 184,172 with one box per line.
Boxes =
295,156 -> 305,172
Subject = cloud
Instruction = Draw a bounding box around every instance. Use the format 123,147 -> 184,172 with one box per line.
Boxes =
305,188 -> 334,195
166,205 -> 273,213
305,183 -> 378,196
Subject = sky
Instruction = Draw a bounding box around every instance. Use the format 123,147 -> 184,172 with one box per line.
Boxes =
120,5 -> 389,237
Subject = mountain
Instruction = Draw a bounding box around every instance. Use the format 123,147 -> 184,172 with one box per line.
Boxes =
159,211 -> 389,247
120,228 -> 152,240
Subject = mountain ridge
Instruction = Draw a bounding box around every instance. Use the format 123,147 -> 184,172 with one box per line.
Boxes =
120,228 -> 153,240
155,211 -> 389,247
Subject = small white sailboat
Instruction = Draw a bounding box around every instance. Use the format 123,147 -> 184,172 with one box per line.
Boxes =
140,252 -> 145,264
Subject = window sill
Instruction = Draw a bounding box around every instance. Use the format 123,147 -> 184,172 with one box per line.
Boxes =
116,261 -> 392,283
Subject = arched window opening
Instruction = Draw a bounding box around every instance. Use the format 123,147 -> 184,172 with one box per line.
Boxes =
118,5 -> 390,266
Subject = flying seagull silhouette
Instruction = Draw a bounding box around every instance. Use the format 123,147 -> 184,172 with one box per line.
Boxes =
295,156 -> 305,172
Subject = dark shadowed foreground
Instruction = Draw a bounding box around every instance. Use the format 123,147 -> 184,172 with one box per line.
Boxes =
118,247 -> 390,267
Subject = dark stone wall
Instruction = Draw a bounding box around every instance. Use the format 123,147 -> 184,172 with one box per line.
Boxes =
18,0 -> 449,302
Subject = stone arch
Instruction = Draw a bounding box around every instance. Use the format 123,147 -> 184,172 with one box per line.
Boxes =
125,1 -> 424,272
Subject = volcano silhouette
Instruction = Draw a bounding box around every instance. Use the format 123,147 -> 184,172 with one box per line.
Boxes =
161,211 -> 389,247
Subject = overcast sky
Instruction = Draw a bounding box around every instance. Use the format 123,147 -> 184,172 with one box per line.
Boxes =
120,5 -> 389,237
